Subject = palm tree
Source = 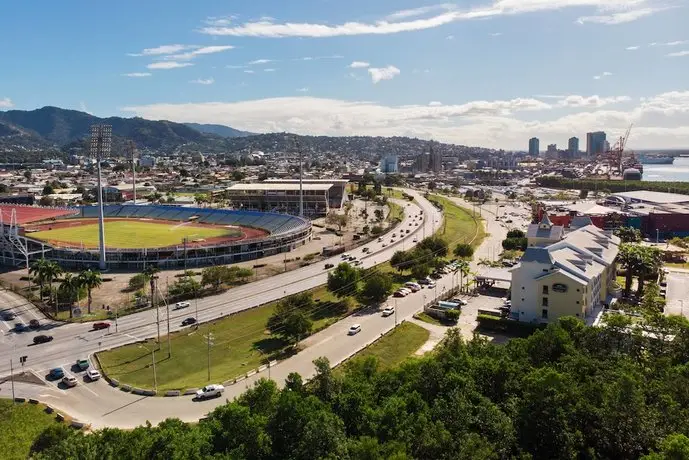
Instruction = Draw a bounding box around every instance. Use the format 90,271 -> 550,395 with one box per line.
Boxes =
59,273 -> 82,319
636,246 -> 663,298
618,244 -> 642,298
143,265 -> 160,307
78,269 -> 103,314
29,259 -> 49,299
456,260 -> 471,293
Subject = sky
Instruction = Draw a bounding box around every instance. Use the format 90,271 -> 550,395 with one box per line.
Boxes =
1,0 -> 688,150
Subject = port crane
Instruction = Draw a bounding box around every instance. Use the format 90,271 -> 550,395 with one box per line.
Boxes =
604,123 -> 633,174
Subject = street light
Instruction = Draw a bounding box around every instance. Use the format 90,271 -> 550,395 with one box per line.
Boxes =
138,344 -> 158,391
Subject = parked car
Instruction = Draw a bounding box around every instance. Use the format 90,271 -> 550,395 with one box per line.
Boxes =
2,311 -> 16,320
174,301 -> 190,310
324,263 -> 334,269
181,317 -> 197,326
86,369 -> 101,381
348,324 -> 362,335
93,322 -> 110,330
33,335 -> 53,344
418,278 -> 431,286
382,306 -> 395,317
14,322 -> 28,332
378,237 -> 384,242
405,282 -> 421,292
29,319 -> 40,329
427,281 -> 437,288
62,376 -> 78,388
48,368 -> 65,380
76,359 -> 90,370
196,384 -> 225,399
450,298 -> 468,306
393,290 -> 406,298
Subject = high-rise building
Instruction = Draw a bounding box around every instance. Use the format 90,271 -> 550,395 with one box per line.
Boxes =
586,131 -> 607,156
568,137 -> 579,156
429,142 -> 442,173
546,144 -> 559,159
528,137 -> 540,156
414,153 -> 430,173
380,155 -> 398,174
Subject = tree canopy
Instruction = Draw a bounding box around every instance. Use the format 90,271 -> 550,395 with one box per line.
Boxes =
327,263 -> 360,298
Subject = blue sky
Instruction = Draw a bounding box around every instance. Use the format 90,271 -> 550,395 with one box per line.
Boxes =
1,0 -> 688,149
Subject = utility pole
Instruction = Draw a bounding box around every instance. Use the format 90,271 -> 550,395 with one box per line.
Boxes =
205,329 -> 215,381
151,275 -> 160,348
10,358 -> 15,403
161,283 -> 171,358
90,124 -> 111,270
128,140 -> 137,205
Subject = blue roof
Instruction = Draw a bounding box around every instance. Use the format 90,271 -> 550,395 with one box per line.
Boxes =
521,247 -> 554,264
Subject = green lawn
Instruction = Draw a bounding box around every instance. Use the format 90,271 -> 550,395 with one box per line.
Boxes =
0,400 -> 64,460
387,201 -> 405,222
97,285 -> 357,391
31,220 -> 240,249
414,312 -> 445,327
342,322 -> 430,371
429,195 -> 486,248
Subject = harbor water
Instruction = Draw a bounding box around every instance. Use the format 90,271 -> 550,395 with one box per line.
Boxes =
643,157 -> 689,182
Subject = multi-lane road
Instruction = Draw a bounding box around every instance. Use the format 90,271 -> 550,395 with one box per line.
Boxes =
0,190 -> 530,429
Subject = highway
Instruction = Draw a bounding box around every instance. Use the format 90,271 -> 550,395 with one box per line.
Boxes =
0,190 -> 529,429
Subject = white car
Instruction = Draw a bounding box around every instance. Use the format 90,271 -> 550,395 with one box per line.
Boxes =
86,369 -> 101,381
427,281 -> 436,288
348,324 -> 362,335
342,253 -> 351,259
174,301 -> 191,310
382,307 -> 395,317
62,376 -> 78,388
405,282 -> 421,292
196,384 -> 225,399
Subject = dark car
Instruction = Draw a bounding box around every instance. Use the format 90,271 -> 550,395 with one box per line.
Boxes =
29,319 -> 40,329
2,311 -> 16,321
14,322 -> 28,332
92,322 -> 110,331
33,335 -> 53,344
48,368 -> 65,380
182,317 -> 197,326
324,263 -> 334,269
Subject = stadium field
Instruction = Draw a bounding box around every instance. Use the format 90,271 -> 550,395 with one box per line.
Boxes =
30,220 -> 243,249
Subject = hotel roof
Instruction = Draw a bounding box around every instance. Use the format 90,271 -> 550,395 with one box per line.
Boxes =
227,183 -> 334,191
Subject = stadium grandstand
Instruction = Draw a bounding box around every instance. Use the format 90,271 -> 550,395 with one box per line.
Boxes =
0,204 -> 311,270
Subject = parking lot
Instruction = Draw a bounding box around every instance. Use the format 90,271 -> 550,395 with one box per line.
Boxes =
665,270 -> 689,319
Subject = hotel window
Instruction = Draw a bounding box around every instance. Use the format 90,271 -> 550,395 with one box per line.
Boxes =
542,286 -> 549,295
542,309 -> 548,319
542,297 -> 549,307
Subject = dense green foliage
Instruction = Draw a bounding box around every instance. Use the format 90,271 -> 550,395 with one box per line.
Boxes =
615,227 -> 643,243
267,293 -> 314,345
31,315 -> 689,459
537,175 -> 689,195
327,262 -> 361,297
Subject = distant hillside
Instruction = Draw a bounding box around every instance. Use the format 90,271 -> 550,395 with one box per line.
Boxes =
0,106 -> 234,154
185,122 -> 253,138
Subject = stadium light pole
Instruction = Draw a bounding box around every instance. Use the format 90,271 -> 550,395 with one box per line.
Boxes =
128,140 -> 137,205
90,124 -> 111,270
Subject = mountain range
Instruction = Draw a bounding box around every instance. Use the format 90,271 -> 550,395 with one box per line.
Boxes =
0,106 -> 485,161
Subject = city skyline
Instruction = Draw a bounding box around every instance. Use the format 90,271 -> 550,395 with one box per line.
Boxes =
1,0 -> 687,149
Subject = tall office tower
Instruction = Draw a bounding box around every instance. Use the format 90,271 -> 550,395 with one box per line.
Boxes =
568,137 -> 579,157
586,131 -> 607,156
528,137 -> 540,156
429,141 -> 442,173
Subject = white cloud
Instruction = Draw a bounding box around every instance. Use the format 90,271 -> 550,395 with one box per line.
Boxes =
429,101 -> 443,106
128,44 -> 196,57
557,95 -> 631,108
147,61 -> 194,70
490,32 -> 502,36
297,87 -> 309,93
264,68 -> 277,72
349,61 -> 370,68
169,45 -> 234,60
244,70 -> 255,74
626,45 -> 640,50
79,101 -> 92,114
200,0 -> 666,38
226,65 -> 248,69
368,66 -> 401,84
120,90 -> 689,149
248,59 -> 274,65
122,72 -> 152,77
667,50 -> 689,57
664,40 -> 688,46
191,78 -> 215,85
446,35 -> 455,40
0,97 -> 14,108
593,71 -> 613,80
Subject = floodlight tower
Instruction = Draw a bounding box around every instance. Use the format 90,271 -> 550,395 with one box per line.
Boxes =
294,136 -> 304,218
127,140 -> 138,204
90,124 -> 111,270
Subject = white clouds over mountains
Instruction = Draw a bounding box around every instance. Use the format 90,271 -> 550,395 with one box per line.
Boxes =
121,91 -> 689,149
0,97 -> 13,108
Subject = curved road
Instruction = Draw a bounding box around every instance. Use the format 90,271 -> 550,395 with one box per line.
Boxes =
0,189 -> 446,427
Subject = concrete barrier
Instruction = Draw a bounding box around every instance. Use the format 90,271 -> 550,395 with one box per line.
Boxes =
44,406 -> 54,414
165,390 -> 181,397
28,398 -> 39,404
108,378 -> 120,387
131,388 -> 145,395
258,365 -> 267,372
70,420 -> 85,429
269,360 -> 278,367
246,370 -> 257,378
120,384 -> 132,392
142,390 -> 156,396
14,397 -> 25,403
234,375 -> 245,384
184,388 -> 198,396
55,413 -> 65,422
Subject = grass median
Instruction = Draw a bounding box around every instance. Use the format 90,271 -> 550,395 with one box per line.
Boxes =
340,322 -> 430,372
428,194 -> 485,248
0,400 -> 63,460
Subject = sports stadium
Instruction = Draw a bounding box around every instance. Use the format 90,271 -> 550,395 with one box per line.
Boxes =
0,204 -> 311,270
